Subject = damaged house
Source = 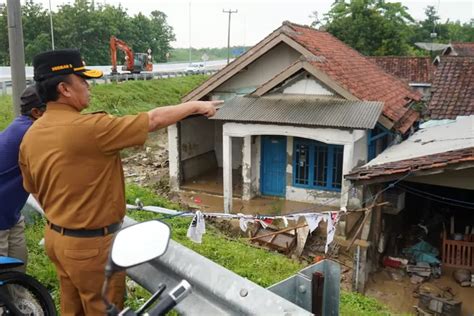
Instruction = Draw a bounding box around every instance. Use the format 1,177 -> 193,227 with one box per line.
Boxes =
346,55 -> 474,314
167,21 -> 420,228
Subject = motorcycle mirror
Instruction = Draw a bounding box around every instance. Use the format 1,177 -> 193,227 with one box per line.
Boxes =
111,220 -> 171,269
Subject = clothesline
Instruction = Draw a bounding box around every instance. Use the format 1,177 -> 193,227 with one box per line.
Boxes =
126,200 -> 388,253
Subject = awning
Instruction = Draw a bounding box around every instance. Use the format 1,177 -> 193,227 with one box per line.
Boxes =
210,95 -> 384,129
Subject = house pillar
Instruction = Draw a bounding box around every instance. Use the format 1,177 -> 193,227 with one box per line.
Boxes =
168,123 -> 180,191
242,135 -> 252,200
223,134 -> 233,213
341,143 -> 355,209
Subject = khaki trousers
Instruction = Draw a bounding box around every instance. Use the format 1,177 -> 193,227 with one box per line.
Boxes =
44,226 -> 126,316
0,216 -> 27,273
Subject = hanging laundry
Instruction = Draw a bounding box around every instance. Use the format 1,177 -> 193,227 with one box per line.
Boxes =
303,213 -> 325,233
238,214 -> 254,232
325,212 -> 339,253
187,211 -> 206,243
257,219 -> 269,229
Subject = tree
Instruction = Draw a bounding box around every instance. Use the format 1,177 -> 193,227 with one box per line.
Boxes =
0,5 -> 8,65
322,0 -> 415,56
22,2 -> 50,64
410,6 -> 449,43
0,0 -> 177,66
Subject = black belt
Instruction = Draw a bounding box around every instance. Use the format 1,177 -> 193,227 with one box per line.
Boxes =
47,220 -> 122,238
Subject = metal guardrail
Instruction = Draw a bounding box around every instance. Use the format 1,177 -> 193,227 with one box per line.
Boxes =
268,259 -> 341,315
23,200 -> 339,315
122,217 -> 312,316
0,70 -> 218,95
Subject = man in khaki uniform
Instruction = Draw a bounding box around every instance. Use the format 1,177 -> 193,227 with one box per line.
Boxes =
19,49 -> 221,315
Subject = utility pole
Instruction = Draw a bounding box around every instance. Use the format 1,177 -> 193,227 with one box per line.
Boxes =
7,0 -> 26,117
48,0 -> 55,50
223,9 -> 237,65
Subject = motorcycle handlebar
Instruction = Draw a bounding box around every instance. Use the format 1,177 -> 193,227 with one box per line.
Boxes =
148,280 -> 192,316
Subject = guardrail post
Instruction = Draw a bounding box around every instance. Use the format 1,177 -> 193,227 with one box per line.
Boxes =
1,81 -> 6,96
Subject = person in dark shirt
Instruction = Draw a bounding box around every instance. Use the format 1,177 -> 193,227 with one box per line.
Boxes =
0,85 -> 45,272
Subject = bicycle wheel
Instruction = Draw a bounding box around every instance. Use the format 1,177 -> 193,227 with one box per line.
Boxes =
0,271 -> 56,316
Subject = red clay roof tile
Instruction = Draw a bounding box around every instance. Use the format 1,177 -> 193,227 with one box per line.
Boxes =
368,56 -> 435,83
428,56 -> 474,119
346,147 -> 474,181
444,43 -> 474,56
285,23 -> 421,129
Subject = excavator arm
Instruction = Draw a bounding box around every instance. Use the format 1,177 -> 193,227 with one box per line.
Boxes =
110,36 -> 135,73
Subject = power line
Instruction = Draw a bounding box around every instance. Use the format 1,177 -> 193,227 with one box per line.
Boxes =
396,184 -> 474,210
397,183 -> 474,206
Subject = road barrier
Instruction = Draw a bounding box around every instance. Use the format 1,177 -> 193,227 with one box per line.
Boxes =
0,70 -> 219,95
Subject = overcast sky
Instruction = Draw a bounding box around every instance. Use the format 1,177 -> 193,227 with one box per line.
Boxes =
29,0 -> 474,48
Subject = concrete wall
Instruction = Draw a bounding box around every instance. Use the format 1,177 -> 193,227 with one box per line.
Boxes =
181,116 -> 215,160
180,116 -> 217,181
217,43 -> 300,92
409,84 -> 431,101
347,132 -> 368,208
223,122 -> 367,207
283,76 -> 335,96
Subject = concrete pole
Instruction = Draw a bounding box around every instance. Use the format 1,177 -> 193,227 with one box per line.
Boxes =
242,135 -> 252,201
223,9 -> 237,65
223,134 -> 233,213
168,124 -> 180,191
48,0 -> 55,50
6,0 -> 26,117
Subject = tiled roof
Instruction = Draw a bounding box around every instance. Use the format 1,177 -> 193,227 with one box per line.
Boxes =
283,23 -> 421,134
428,56 -> 474,119
444,42 -> 474,56
368,56 -> 435,83
346,147 -> 474,182
211,96 -> 384,129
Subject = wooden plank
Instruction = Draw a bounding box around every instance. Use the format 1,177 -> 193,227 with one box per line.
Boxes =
248,224 -> 308,241
294,225 -> 310,257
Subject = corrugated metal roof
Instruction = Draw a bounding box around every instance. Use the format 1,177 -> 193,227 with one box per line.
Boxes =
211,96 -> 384,129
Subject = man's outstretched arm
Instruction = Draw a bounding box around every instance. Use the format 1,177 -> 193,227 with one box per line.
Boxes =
147,100 -> 223,132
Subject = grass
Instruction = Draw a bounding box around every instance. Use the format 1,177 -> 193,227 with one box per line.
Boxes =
0,95 -> 14,130
0,75 -> 209,130
87,75 -> 209,115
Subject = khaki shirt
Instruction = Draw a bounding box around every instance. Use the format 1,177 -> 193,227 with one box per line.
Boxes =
19,102 -> 149,229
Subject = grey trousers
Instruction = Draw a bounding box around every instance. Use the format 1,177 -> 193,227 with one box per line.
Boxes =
0,216 -> 28,273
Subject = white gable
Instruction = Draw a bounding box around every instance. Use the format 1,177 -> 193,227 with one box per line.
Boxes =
283,77 -> 334,95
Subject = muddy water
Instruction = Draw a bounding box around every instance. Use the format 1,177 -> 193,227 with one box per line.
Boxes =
179,190 -> 338,215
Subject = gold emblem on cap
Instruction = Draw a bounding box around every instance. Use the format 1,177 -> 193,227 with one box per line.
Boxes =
51,64 -> 73,71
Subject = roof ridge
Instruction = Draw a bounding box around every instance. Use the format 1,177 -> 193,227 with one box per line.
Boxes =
282,21 -> 317,32
368,56 -> 432,59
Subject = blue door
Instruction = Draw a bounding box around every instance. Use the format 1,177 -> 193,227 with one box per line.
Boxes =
261,136 -> 286,196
